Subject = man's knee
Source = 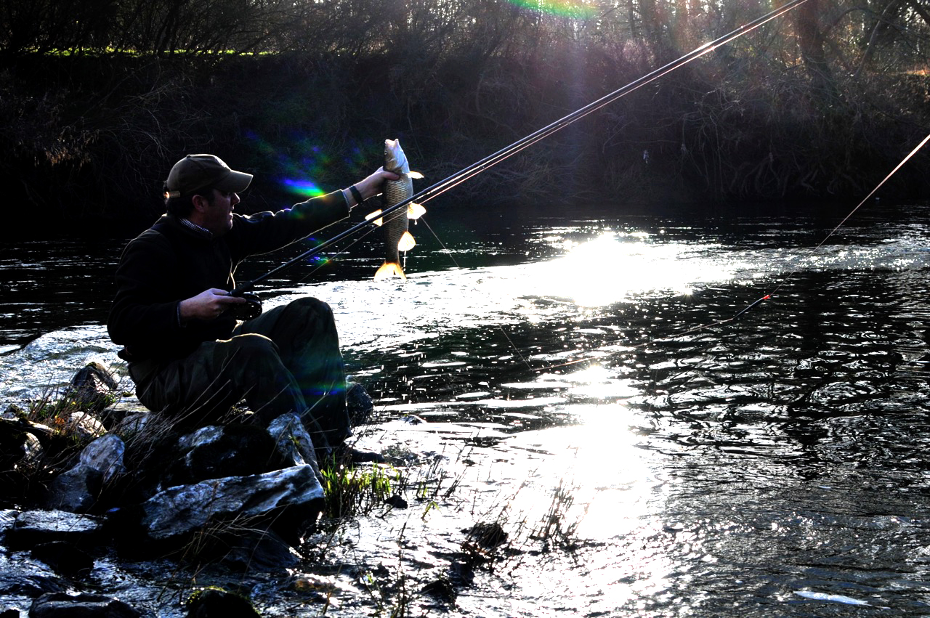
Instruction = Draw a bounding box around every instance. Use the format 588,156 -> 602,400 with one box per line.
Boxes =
223,333 -> 281,368
287,297 -> 333,320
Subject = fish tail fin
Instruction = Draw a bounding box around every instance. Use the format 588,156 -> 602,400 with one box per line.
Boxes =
374,261 -> 406,281
398,231 -> 416,252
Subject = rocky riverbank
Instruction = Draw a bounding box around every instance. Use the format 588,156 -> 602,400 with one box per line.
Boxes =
0,363 -> 521,617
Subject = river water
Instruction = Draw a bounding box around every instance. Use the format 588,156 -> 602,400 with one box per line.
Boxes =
2,201 -> 930,616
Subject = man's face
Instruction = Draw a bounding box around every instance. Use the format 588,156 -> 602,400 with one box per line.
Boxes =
200,189 -> 239,236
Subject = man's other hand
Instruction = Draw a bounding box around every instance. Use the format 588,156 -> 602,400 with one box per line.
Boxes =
179,288 -> 247,323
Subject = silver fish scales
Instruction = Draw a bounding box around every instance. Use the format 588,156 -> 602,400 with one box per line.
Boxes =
370,139 -> 424,280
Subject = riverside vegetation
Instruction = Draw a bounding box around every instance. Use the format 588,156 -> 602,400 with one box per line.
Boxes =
1,0 -> 929,238
0,363 -> 558,615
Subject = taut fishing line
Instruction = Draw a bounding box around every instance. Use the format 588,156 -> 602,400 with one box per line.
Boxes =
231,0 -> 813,297
229,0 -> 822,383
686,131 -> 930,329
542,130 -> 930,372
734,132 -> 930,314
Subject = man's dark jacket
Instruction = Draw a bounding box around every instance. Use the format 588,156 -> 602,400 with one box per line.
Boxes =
108,192 -> 349,365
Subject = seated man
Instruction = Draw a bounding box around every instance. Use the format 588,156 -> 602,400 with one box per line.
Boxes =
108,154 -> 396,457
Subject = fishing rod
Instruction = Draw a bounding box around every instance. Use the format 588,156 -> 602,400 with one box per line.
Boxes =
231,0 -> 812,298
732,130 -> 930,315
535,130 -> 930,372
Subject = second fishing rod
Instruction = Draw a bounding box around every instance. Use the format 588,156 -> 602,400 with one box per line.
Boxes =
231,0 -> 812,299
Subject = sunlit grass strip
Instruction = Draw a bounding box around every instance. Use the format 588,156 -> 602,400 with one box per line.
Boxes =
35,47 -> 277,57
321,459 -> 398,519
506,0 -> 596,19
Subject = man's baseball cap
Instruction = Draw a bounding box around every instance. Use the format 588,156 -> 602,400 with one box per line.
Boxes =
165,154 -> 253,198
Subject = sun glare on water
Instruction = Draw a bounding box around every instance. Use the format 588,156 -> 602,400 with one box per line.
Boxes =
528,232 -> 735,307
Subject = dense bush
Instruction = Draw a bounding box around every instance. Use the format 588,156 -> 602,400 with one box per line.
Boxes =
0,0 -> 928,235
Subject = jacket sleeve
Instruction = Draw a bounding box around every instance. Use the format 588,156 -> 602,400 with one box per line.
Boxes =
107,230 -> 186,353
228,190 -> 350,261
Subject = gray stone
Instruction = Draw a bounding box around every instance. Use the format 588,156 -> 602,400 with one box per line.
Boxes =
139,464 -> 324,543
43,435 -> 126,513
177,425 -> 224,451
0,508 -> 17,535
0,550 -> 64,597
64,362 -> 119,413
6,510 -> 104,550
97,399 -> 147,431
30,591 -> 140,618
267,413 -> 322,482
21,431 -> 43,462
79,434 -> 126,484
156,424 -> 289,491
42,464 -> 103,514
64,412 -> 107,442
220,528 -> 301,572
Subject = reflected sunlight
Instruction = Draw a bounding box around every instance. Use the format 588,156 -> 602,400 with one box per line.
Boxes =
498,402 -> 672,611
537,232 -> 735,307
503,402 -> 658,541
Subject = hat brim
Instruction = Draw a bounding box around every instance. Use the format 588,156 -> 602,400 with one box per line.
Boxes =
215,170 -> 253,193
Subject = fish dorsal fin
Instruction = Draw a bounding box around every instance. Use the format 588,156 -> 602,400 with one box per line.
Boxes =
407,203 -> 426,220
365,209 -> 384,226
398,231 -> 416,252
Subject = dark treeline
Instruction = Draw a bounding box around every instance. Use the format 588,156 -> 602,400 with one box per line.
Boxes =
1,0 -> 929,235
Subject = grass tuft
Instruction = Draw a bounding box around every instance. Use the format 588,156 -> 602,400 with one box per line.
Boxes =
320,457 -> 400,520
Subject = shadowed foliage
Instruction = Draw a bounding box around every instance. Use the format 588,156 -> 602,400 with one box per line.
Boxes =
0,0 -> 928,236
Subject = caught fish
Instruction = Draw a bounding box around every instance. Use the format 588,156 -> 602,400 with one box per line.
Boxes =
368,138 -> 424,280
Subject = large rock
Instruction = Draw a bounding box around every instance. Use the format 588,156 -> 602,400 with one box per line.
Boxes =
142,464 -> 323,540
6,510 -> 105,551
64,362 -> 119,414
43,434 -> 126,513
110,463 -> 324,559
157,424 -> 290,490
267,413 -> 322,481
102,418 -> 331,561
30,592 -> 140,618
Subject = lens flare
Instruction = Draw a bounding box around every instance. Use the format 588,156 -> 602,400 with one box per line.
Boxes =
507,0 -> 595,18
244,129 -> 382,199
283,178 -> 326,198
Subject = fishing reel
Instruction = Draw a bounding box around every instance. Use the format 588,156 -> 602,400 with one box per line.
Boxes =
229,292 -> 263,320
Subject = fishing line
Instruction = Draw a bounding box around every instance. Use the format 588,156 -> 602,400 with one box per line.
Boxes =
725,130 -> 930,321
416,216 -> 536,372
232,0 -> 812,296
542,130 -> 930,372
230,0 -> 818,383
